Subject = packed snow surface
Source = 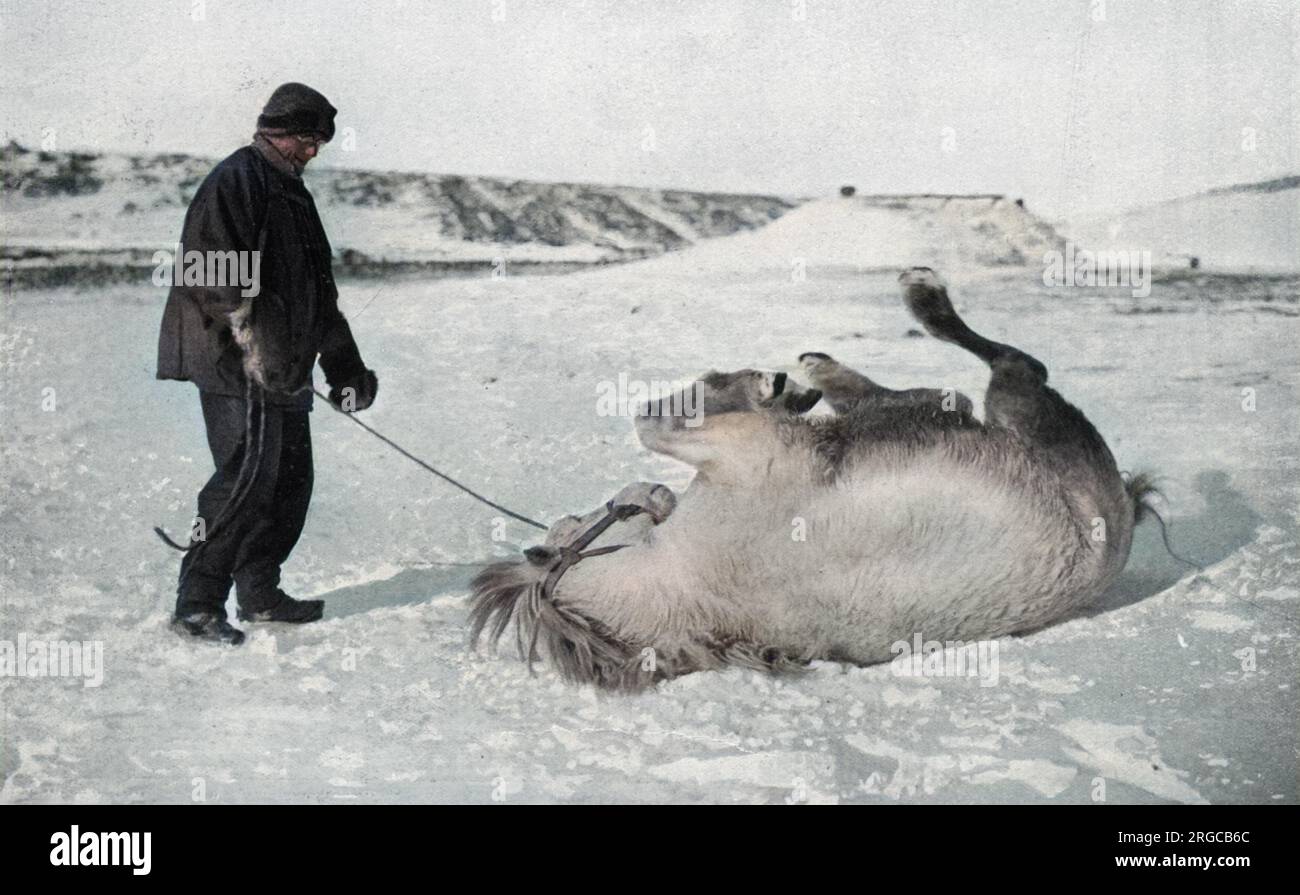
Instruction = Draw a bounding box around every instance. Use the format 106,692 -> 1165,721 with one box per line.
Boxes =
1,211 -> 1297,803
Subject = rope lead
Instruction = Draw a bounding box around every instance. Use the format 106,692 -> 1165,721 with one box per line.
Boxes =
155,383 -> 548,567
312,388 -> 548,531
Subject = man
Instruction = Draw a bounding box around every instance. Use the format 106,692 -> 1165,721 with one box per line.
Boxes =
157,82 -> 378,645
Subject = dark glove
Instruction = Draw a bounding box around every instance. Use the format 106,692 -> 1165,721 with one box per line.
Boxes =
328,368 -> 378,412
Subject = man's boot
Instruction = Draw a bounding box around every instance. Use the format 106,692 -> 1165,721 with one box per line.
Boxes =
172,612 -> 246,646
238,588 -> 325,624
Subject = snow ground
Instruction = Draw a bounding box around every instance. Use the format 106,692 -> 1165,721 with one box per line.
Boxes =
1,243 -> 1297,803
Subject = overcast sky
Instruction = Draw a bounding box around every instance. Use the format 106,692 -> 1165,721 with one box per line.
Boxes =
3,0 -> 1296,218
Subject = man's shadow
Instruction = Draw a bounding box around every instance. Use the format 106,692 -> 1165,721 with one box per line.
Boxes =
1088,469 -> 1263,615
320,561 -> 496,620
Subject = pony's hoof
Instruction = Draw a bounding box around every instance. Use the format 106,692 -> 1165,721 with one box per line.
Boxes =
798,351 -> 833,373
898,266 -> 942,287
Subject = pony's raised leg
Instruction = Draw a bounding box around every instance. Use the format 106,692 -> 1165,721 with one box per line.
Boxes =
899,268 -> 1088,447
798,352 -> 885,413
899,267 -> 1136,564
799,350 -> 973,416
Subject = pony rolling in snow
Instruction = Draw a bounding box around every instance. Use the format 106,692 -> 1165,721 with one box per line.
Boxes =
470,268 -> 1153,690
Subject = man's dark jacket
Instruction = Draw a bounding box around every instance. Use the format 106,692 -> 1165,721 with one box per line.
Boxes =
156,142 -> 364,406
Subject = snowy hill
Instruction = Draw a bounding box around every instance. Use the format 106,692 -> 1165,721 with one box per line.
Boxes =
663,194 -> 1066,276
1064,176 -> 1300,273
1,143 -> 1077,288
0,141 -> 796,281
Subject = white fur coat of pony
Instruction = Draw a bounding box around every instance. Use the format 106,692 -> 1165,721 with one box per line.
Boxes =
471,269 -> 1152,690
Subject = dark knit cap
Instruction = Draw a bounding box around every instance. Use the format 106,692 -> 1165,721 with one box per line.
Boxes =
256,83 -> 337,141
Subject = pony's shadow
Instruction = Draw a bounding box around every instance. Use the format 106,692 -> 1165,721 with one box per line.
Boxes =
1087,469 -> 1263,616
320,561 -> 497,620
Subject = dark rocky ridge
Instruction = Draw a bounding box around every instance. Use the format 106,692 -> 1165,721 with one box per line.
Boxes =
1,141 -> 799,287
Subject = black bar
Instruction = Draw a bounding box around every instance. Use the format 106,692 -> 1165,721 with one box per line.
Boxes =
2,805 -> 1291,881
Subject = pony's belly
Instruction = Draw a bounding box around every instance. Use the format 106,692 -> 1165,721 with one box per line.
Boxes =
752,471 -> 1098,663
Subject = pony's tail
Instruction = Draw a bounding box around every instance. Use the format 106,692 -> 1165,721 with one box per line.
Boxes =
1124,471 -> 1162,526
1123,471 -> 1201,570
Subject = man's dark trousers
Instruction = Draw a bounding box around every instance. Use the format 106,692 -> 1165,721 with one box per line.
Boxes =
176,392 -> 314,617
